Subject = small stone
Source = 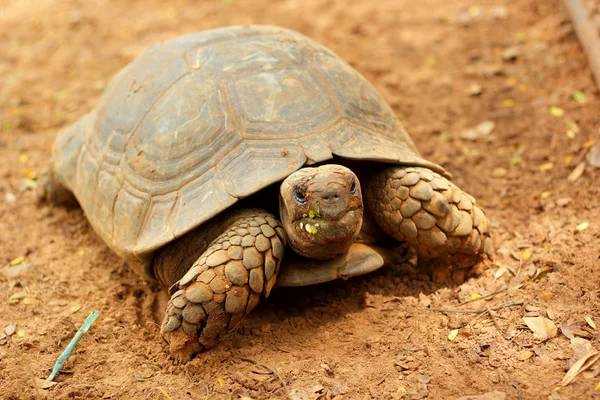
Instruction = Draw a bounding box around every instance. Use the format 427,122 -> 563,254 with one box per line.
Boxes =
457,193 -> 473,211
225,261 -> 248,285
182,303 -> 206,324
225,286 -> 250,314
400,172 -> 420,186
412,210 -> 437,230
186,282 -> 213,303
400,218 -> 418,239
227,245 -> 244,260
260,224 -> 276,238
265,253 -> 277,280
243,247 -> 263,269
454,211 -> 473,236
209,276 -> 230,294
271,237 -> 284,259
255,235 -> 270,252
172,296 -> 187,308
502,46 -> 520,61
206,250 -> 228,267
163,316 -> 181,332
400,197 -> 421,218
198,269 -> 216,284
179,266 -> 199,287
248,227 -> 261,236
249,268 -> 265,293
241,235 -> 255,247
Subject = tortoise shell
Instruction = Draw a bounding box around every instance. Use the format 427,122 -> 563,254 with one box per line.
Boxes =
51,25 -> 446,280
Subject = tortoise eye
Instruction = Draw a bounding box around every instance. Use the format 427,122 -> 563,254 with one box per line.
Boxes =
293,188 -> 306,204
350,180 -> 358,194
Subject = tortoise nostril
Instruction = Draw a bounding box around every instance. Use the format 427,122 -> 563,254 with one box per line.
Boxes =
321,189 -> 342,203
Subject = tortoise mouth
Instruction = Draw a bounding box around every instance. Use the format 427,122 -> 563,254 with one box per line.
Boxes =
279,164 -> 364,259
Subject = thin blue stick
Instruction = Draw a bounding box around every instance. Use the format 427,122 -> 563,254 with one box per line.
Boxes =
47,309 -> 100,381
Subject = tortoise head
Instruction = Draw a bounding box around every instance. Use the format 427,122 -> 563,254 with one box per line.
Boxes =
279,164 -> 363,259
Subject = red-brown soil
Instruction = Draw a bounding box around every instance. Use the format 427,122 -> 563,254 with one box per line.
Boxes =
1,0 -> 599,399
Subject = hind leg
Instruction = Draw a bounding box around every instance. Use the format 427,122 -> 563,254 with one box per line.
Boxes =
159,209 -> 286,361
365,166 -> 492,283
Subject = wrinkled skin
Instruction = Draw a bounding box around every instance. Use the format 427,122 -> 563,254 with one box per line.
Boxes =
279,165 -> 364,259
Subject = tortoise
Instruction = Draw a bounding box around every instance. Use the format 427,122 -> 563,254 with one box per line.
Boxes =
44,25 -> 492,361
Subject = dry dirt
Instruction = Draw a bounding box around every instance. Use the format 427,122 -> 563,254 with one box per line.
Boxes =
1,0 -> 600,399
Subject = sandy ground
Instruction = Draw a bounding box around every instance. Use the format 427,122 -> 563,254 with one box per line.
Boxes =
1,0 -> 599,399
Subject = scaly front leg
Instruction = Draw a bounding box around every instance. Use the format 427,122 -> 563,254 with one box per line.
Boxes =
365,167 -> 492,283
160,209 -> 286,361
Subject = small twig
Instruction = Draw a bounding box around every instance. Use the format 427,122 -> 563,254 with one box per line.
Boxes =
429,300 -> 524,314
47,310 -> 100,381
459,287 -> 508,305
239,357 -> 287,389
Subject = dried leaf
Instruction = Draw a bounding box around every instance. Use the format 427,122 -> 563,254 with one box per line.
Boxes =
595,381 -> 600,390
517,350 -> 533,360
4,324 -> 16,336
158,388 -> 172,400
469,293 -> 482,300
539,292 -> 553,301
448,329 -> 459,341
522,249 -> 531,261
502,99 -> 514,108
561,322 -> 575,340
559,351 -> 600,386
36,378 -> 57,389
70,304 -> 82,314
217,376 -> 225,387
523,316 -> 557,341
550,106 -> 565,117
571,338 -> 593,360
587,144 -> 600,168
585,317 -> 596,329
16,329 -> 24,338
539,162 -> 554,172
573,91 -> 587,103
495,267 -> 507,279
567,162 -> 586,182
10,256 -> 24,265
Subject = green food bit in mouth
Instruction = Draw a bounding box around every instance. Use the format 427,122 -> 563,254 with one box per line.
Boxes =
304,223 -> 319,235
308,204 -> 321,219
